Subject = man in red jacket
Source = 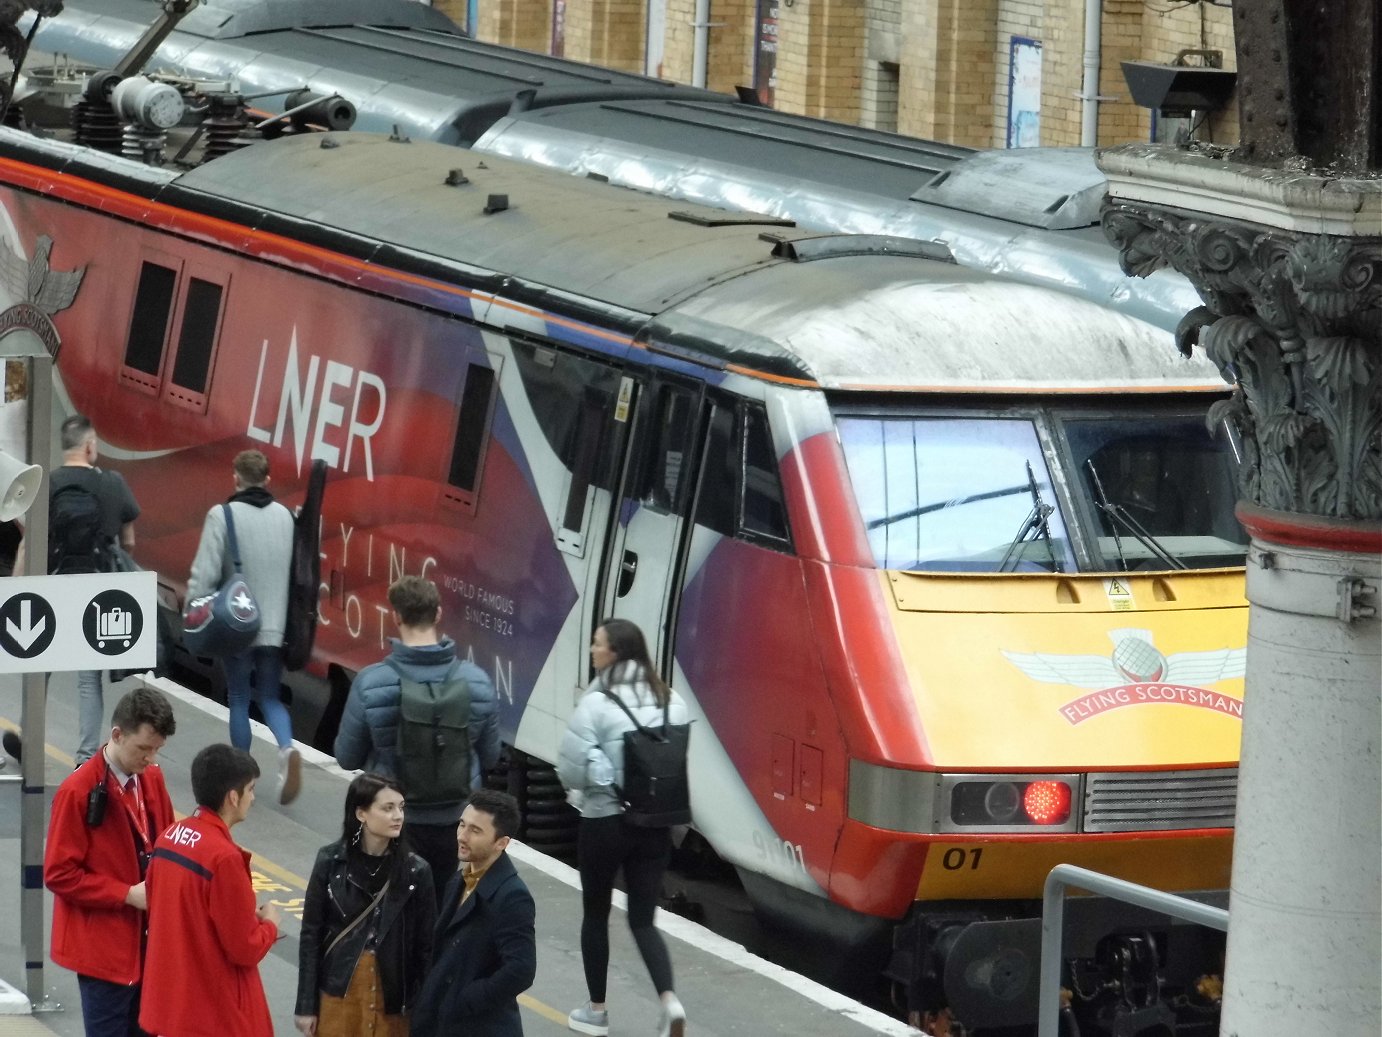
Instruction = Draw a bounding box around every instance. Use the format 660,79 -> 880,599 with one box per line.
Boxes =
44,685 -> 177,1037
140,744 -> 280,1037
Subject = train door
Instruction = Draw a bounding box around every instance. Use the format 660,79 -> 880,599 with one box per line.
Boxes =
598,372 -> 705,674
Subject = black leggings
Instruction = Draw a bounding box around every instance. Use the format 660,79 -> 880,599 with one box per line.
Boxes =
577,814 -> 675,1001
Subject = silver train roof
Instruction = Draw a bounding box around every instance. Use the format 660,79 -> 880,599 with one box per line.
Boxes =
28,0 -> 1201,340
28,0 -> 722,145
473,99 -> 1202,334
156,132 -> 1220,393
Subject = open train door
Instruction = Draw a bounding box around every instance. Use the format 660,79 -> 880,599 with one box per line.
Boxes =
598,372 -> 706,676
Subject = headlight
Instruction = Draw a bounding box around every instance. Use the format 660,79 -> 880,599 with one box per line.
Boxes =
944,774 -> 1080,832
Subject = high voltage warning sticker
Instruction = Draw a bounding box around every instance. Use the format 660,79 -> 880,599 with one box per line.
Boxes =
1103,578 -> 1135,611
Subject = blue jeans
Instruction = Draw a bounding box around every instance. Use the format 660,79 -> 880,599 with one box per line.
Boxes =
77,973 -> 144,1037
75,669 -> 104,766
222,646 -> 291,750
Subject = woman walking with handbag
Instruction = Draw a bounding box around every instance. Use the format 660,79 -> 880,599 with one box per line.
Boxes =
557,619 -> 692,1037
294,773 -> 436,1037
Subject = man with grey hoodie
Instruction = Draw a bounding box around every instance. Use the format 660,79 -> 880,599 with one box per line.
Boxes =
187,448 -> 302,804
334,575 -> 500,903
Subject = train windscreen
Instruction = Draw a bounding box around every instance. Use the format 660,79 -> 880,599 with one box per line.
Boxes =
835,414 -> 1077,573
1060,412 -> 1248,571
835,407 -> 1247,573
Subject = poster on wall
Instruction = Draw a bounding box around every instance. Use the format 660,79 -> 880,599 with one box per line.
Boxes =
1006,36 -> 1042,148
752,0 -> 779,106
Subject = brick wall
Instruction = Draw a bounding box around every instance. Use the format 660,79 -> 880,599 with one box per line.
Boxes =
662,0 -> 696,80
467,0 -> 1240,150
898,0 -> 998,147
776,0 -> 867,123
563,0 -> 646,70
475,0 -> 551,54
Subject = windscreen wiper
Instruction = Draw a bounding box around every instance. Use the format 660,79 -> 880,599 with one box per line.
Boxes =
1085,459 -> 1187,571
998,461 -> 1061,573
866,482 -> 1026,530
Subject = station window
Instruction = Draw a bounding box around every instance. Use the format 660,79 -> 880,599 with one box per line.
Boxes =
445,361 -> 498,512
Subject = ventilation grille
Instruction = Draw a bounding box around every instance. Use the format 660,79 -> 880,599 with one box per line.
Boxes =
1083,768 -> 1237,832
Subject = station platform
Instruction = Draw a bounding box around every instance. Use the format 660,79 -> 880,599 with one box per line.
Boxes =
0,671 -> 913,1036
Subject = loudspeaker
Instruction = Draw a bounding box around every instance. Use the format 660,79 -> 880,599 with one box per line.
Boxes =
0,451 -> 42,521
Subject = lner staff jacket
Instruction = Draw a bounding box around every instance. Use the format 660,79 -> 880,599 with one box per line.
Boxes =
44,752 -> 174,985
140,808 -> 278,1037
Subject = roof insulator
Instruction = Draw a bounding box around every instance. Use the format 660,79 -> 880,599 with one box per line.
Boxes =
446,168 -> 469,186
484,194 -> 509,214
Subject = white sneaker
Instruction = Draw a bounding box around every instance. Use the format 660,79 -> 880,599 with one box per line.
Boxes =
657,994 -> 685,1037
277,747 -> 302,805
567,1003 -> 609,1036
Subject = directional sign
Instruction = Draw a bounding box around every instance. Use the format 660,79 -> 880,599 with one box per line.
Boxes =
0,570 -> 156,673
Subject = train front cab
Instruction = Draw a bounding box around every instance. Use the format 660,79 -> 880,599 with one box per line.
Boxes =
763,388 -> 1249,1032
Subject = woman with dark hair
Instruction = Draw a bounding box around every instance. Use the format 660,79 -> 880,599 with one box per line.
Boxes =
557,618 -> 691,1037
294,773 -> 436,1037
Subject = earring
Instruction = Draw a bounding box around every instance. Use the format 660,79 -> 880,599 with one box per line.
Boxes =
350,825 -> 361,847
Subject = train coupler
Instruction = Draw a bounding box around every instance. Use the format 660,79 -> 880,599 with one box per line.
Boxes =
1067,931 -> 1177,1036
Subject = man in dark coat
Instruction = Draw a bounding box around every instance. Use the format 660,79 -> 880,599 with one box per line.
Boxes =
411,789 -> 536,1037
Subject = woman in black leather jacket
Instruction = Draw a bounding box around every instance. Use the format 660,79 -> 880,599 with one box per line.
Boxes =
294,773 -> 437,1036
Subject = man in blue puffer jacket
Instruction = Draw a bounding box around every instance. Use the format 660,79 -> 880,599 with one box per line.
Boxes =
334,575 -> 500,904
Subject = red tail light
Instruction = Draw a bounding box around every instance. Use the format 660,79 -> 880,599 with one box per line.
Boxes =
1023,780 -> 1072,824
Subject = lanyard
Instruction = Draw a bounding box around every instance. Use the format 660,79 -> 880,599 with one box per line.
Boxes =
113,770 -> 153,855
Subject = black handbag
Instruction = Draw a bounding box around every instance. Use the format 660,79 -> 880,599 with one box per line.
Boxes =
182,504 -> 261,657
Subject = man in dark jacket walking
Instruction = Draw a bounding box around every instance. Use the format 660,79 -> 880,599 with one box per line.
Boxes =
411,789 -> 535,1037
334,575 -> 500,900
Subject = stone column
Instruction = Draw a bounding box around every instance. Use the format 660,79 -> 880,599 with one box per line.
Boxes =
1100,147 -> 1381,1036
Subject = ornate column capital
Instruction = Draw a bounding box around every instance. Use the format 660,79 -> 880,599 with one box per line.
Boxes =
1099,146 -> 1382,521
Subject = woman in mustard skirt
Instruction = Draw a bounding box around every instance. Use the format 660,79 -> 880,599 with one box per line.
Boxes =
295,773 -> 437,1036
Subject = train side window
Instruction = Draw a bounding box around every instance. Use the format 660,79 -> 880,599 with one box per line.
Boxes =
121,260 -> 178,394
638,385 -> 695,514
166,276 -> 226,408
739,403 -> 791,547
692,402 -> 736,537
556,387 -> 608,556
445,361 -> 498,512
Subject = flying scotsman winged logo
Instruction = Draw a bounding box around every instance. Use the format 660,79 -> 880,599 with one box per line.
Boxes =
0,232 -> 87,359
0,233 -> 85,315
1004,628 -> 1246,725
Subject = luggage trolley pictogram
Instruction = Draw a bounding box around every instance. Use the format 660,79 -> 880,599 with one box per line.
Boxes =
90,599 -> 133,648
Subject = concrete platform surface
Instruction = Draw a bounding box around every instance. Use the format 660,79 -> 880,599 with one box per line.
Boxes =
0,672 -> 912,1036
